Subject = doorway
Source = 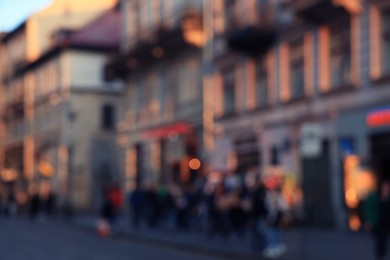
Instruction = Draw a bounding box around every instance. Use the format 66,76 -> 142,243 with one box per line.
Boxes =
370,133 -> 390,184
301,140 -> 334,227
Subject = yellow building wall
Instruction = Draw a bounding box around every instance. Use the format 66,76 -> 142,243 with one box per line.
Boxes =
26,0 -> 117,61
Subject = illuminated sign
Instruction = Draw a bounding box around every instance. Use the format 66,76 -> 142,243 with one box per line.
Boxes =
367,107 -> 390,128
142,123 -> 192,139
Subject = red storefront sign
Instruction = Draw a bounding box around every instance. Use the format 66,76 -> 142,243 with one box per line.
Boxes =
367,107 -> 390,128
142,122 -> 192,139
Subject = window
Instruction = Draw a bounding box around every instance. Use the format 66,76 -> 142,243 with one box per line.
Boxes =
146,72 -> 160,119
161,64 -> 175,115
134,77 -> 143,121
382,11 -> 390,74
256,56 -> 268,106
178,57 -> 199,104
270,145 -> 280,166
224,0 -> 236,30
330,21 -> 351,87
289,39 -> 305,99
222,69 -> 235,115
101,104 -> 115,130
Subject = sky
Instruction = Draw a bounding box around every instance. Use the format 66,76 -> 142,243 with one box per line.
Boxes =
0,0 -> 52,32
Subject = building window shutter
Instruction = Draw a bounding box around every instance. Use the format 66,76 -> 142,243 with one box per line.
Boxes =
304,32 -> 314,96
235,64 -> 241,111
247,59 -> 256,110
215,72 -> 223,117
247,0 -> 257,25
319,26 -> 330,93
267,50 -> 276,104
214,0 -> 225,35
370,5 -> 382,80
279,43 -> 290,102
351,15 -> 361,86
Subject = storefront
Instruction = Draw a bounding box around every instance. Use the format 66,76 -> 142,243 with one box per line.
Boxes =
126,122 -> 204,190
337,105 -> 390,231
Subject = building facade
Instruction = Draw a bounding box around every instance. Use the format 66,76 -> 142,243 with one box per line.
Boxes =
212,0 -> 390,230
107,0 -> 212,191
0,0 -> 120,211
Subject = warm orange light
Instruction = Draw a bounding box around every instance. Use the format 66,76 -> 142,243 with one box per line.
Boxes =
357,171 -> 376,197
349,214 -> 361,231
2,169 -> 18,182
189,158 -> 201,171
346,189 -> 358,208
39,161 -> 54,177
183,30 -> 205,47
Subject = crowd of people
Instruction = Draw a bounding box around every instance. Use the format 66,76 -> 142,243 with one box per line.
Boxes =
0,187 -> 57,221
99,171 -> 302,258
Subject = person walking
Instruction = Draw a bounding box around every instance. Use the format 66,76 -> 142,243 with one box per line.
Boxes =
99,192 -> 114,237
365,181 -> 390,260
30,192 -> 41,220
108,184 -> 123,226
129,187 -> 143,228
263,186 -> 288,259
144,184 -> 158,228
252,181 -> 268,251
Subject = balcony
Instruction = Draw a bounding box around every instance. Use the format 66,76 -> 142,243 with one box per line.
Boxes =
295,0 -> 361,24
226,2 -> 276,53
105,5 -> 203,81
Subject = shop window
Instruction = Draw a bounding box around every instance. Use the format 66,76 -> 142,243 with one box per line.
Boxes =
101,104 -> 115,130
289,38 -> 305,99
330,20 -> 351,88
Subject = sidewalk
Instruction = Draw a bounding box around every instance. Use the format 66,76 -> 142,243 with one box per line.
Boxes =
69,215 -> 374,260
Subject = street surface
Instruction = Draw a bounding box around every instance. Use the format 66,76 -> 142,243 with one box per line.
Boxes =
0,218 -> 221,260
0,216 -> 383,260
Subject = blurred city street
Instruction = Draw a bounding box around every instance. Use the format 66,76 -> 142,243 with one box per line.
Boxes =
1,0 -> 390,259
0,217 -> 221,260
0,216 -> 380,260
72,215 -> 375,260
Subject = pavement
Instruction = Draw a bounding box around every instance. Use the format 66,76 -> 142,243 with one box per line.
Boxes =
69,215 -> 377,260
0,217 -> 220,260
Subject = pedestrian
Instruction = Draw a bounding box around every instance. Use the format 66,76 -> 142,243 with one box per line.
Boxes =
215,184 -> 230,238
229,187 -> 245,238
108,184 -> 123,227
129,187 -> 143,228
176,188 -> 190,230
100,189 -> 114,228
364,181 -> 390,260
98,192 -> 114,237
252,180 -> 268,251
46,191 -> 56,217
144,184 -> 158,228
30,192 -> 41,220
6,191 -> 16,217
262,185 -> 288,259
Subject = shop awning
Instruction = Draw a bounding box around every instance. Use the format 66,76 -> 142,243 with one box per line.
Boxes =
141,122 -> 192,139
